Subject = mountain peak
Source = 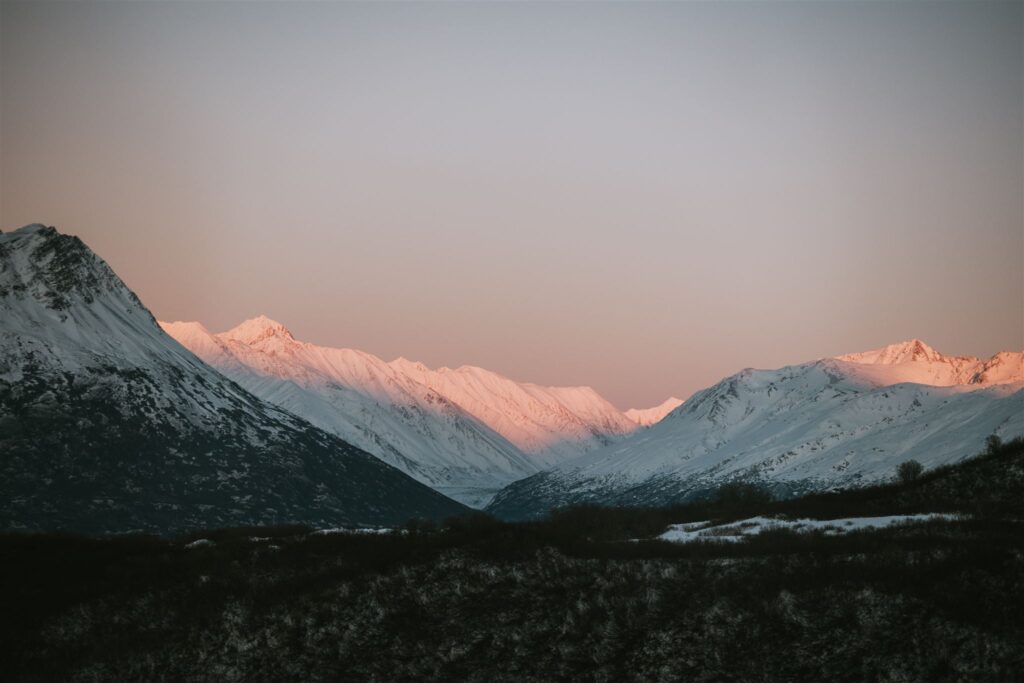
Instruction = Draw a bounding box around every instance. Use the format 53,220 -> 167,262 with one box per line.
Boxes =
220,315 -> 295,345
624,396 -> 685,427
837,339 -> 949,365
1,223 -> 146,314
10,223 -> 55,236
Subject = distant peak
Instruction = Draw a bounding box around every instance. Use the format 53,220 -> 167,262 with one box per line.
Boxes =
219,315 -> 295,345
837,339 -> 948,365
901,339 -> 940,358
625,396 -> 685,426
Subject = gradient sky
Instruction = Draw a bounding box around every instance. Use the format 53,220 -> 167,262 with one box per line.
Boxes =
2,1 -> 1021,409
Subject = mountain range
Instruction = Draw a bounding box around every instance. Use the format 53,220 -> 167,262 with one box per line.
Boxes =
162,317 -> 644,506
2,223 -> 1022,531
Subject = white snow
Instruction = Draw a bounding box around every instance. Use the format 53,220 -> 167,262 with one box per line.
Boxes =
0,226 -> 238,393
625,397 -> 684,427
836,339 -> 1024,387
386,358 -> 639,461
495,344 -> 1023,510
312,527 -> 395,535
162,316 -> 643,506
658,513 -> 961,543
0,224 -> 373,466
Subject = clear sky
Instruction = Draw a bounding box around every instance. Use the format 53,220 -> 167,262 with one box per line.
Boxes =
2,1 -> 1021,409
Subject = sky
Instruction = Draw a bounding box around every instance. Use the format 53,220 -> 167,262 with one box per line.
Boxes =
1,1 -> 1021,410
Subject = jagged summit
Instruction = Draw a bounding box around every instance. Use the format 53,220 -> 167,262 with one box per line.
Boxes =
8,223 -> 54,236
837,339 -> 950,365
832,339 -> 1022,387
1,223 -> 149,318
221,315 -> 295,344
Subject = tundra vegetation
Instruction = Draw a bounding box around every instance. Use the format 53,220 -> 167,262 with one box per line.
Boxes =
3,437 -> 1023,682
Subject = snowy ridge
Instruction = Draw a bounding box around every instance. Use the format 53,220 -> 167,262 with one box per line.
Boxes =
0,225 -> 467,533
488,346 -> 1024,519
386,358 -> 639,462
163,317 -> 649,506
835,339 -> 1024,387
162,317 -> 540,507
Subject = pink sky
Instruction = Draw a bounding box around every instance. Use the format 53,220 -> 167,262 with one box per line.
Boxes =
2,1 -> 1021,409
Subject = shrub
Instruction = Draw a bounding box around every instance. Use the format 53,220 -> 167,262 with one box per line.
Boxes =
897,459 -> 924,483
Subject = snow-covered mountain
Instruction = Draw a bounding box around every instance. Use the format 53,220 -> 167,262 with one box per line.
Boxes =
487,340 -> 1024,519
625,397 -> 684,427
0,225 -> 467,534
161,318 -> 537,507
836,339 -> 1023,386
163,317 -> 643,506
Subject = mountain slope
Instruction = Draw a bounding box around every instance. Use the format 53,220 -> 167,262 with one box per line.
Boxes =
163,318 -> 645,506
0,224 -> 467,534
161,318 -> 538,507
488,342 -> 1024,519
386,358 -> 638,463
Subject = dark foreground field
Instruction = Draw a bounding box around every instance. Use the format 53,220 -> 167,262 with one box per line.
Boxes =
4,438 -> 1023,682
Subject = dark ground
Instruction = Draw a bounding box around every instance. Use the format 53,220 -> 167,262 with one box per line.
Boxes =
3,437 -> 1023,682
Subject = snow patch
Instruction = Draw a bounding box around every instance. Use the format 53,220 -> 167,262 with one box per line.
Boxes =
658,513 -> 961,543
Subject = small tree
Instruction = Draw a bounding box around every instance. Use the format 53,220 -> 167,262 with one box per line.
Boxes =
985,434 -> 1003,456
897,459 -> 924,483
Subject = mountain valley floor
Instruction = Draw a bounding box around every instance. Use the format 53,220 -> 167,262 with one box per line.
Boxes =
4,437 -> 1023,682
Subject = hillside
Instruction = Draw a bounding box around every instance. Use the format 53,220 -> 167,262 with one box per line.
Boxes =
0,225 -> 467,534
488,345 -> 1024,520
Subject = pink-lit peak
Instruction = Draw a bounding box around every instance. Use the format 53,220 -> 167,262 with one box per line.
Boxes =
219,315 -> 294,345
837,339 -> 950,365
